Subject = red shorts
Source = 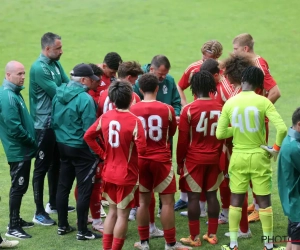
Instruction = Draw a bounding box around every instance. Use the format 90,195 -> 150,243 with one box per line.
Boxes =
179,162 -> 223,192
102,181 -> 138,209
219,141 -> 232,188
139,158 -> 176,194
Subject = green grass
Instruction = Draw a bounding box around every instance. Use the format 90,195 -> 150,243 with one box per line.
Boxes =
0,0 -> 299,249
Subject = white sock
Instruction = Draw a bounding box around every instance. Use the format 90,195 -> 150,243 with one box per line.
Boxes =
92,218 -> 102,224
199,201 -> 206,211
149,223 -> 156,233
230,241 -> 238,248
180,192 -> 188,202
265,242 -> 273,249
222,208 -> 229,217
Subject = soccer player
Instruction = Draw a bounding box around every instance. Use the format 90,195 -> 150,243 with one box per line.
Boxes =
178,70 -> 223,247
29,32 -> 74,226
52,63 -> 101,240
131,73 -> 189,250
277,107 -> 300,250
88,52 -> 123,103
177,40 -> 223,106
175,40 -> 223,212
84,80 -> 147,250
0,61 -> 36,239
97,61 -> 143,117
216,66 -> 287,250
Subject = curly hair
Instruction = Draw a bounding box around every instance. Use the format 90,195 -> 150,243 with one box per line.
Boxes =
103,52 -> 123,71
118,61 -> 143,78
241,66 -> 264,90
108,79 -> 132,109
221,52 -> 254,84
190,70 -> 217,97
89,63 -> 103,77
201,40 -> 223,59
138,73 -> 159,93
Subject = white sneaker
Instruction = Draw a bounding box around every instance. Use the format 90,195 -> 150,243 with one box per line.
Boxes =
45,203 -> 57,214
100,206 -> 107,218
0,238 -> 19,248
129,208 -> 137,221
101,200 -> 109,207
224,228 -> 252,238
134,241 -> 150,250
180,211 -> 188,216
165,241 -> 192,249
200,209 -> 207,218
157,208 -> 161,218
92,220 -> 104,233
150,227 -> 164,238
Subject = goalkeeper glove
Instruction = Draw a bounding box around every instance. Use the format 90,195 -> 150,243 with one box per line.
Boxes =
260,144 -> 280,161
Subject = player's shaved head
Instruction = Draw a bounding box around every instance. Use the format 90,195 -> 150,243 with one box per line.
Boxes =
139,73 -> 159,93
221,52 -> 254,85
190,70 -> 217,98
5,61 -> 25,86
108,79 -> 132,109
5,61 -> 24,73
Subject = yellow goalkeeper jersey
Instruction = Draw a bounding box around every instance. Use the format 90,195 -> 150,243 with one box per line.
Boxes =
216,91 -> 287,153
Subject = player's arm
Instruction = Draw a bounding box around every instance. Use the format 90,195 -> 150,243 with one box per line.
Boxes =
34,65 -> 60,99
176,107 -> 189,173
168,106 -> 177,137
216,104 -> 233,140
2,94 -> 36,147
267,85 -> 281,104
84,117 -> 105,158
265,100 -> 287,147
177,85 -> 187,107
133,119 -> 147,156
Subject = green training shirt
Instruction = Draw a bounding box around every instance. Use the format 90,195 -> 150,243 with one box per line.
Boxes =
29,54 -> 69,129
216,91 -> 287,153
278,128 -> 300,222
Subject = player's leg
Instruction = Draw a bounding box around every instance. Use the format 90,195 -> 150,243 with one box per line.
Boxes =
203,164 -> 223,245
103,203 -> 117,250
6,160 -> 32,239
32,128 -> 56,224
199,192 -> 207,217
91,178 -> 104,233
148,192 -> 163,237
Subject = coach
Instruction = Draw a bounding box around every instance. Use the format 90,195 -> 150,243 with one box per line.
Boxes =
29,32 -> 74,226
52,63 -> 101,240
0,61 -> 36,239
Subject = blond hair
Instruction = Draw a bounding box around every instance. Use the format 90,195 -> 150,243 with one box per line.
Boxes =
201,40 -> 223,59
233,33 -> 254,50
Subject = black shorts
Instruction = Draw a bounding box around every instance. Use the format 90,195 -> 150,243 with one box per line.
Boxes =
288,219 -> 300,245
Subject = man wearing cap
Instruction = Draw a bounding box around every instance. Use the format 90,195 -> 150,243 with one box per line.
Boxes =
51,63 -> 101,240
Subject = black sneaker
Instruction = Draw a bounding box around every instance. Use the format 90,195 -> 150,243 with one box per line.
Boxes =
7,218 -> 34,229
5,227 -> 32,239
57,225 -> 76,235
76,230 -> 102,240
67,206 -> 76,213
32,211 -> 56,226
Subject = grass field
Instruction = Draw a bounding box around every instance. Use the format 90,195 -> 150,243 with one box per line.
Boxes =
0,0 -> 300,249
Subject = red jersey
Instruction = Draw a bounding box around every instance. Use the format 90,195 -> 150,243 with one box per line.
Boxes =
215,76 -> 234,105
130,100 -> 177,162
84,109 -> 146,185
178,60 -> 203,90
253,56 -> 277,95
97,89 -> 141,117
88,74 -> 111,104
177,99 -> 223,166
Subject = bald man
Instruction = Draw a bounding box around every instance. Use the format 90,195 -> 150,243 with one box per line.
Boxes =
0,61 -> 36,239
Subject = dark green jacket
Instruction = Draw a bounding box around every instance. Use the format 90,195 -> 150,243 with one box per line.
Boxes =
0,79 -> 36,162
29,54 -> 69,129
52,80 -> 96,148
133,64 -> 181,116
278,128 -> 300,222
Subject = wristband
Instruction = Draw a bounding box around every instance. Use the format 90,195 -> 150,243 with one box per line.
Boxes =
273,144 -> 280,151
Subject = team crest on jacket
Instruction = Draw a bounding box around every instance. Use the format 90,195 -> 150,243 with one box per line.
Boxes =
18,176 -> 24,185
163,85 -> 168,94
39,151 -> 44,160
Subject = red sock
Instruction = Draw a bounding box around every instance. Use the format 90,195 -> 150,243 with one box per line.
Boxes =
188,220 -> 200,240
164,227 -> 176,244
112,238 -> 125,250
138,226 -> 150,240
200,192 -> 206,202
90,182 -> 101,219
149,193 -> 155,223
103,234 -> 113,250
220,186 -> 231,209
74,185 -> 78,201
240,192 -> 249,233
208,218 -> 218,235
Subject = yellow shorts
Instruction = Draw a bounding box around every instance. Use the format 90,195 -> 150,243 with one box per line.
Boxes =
229,152 -> 272,195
